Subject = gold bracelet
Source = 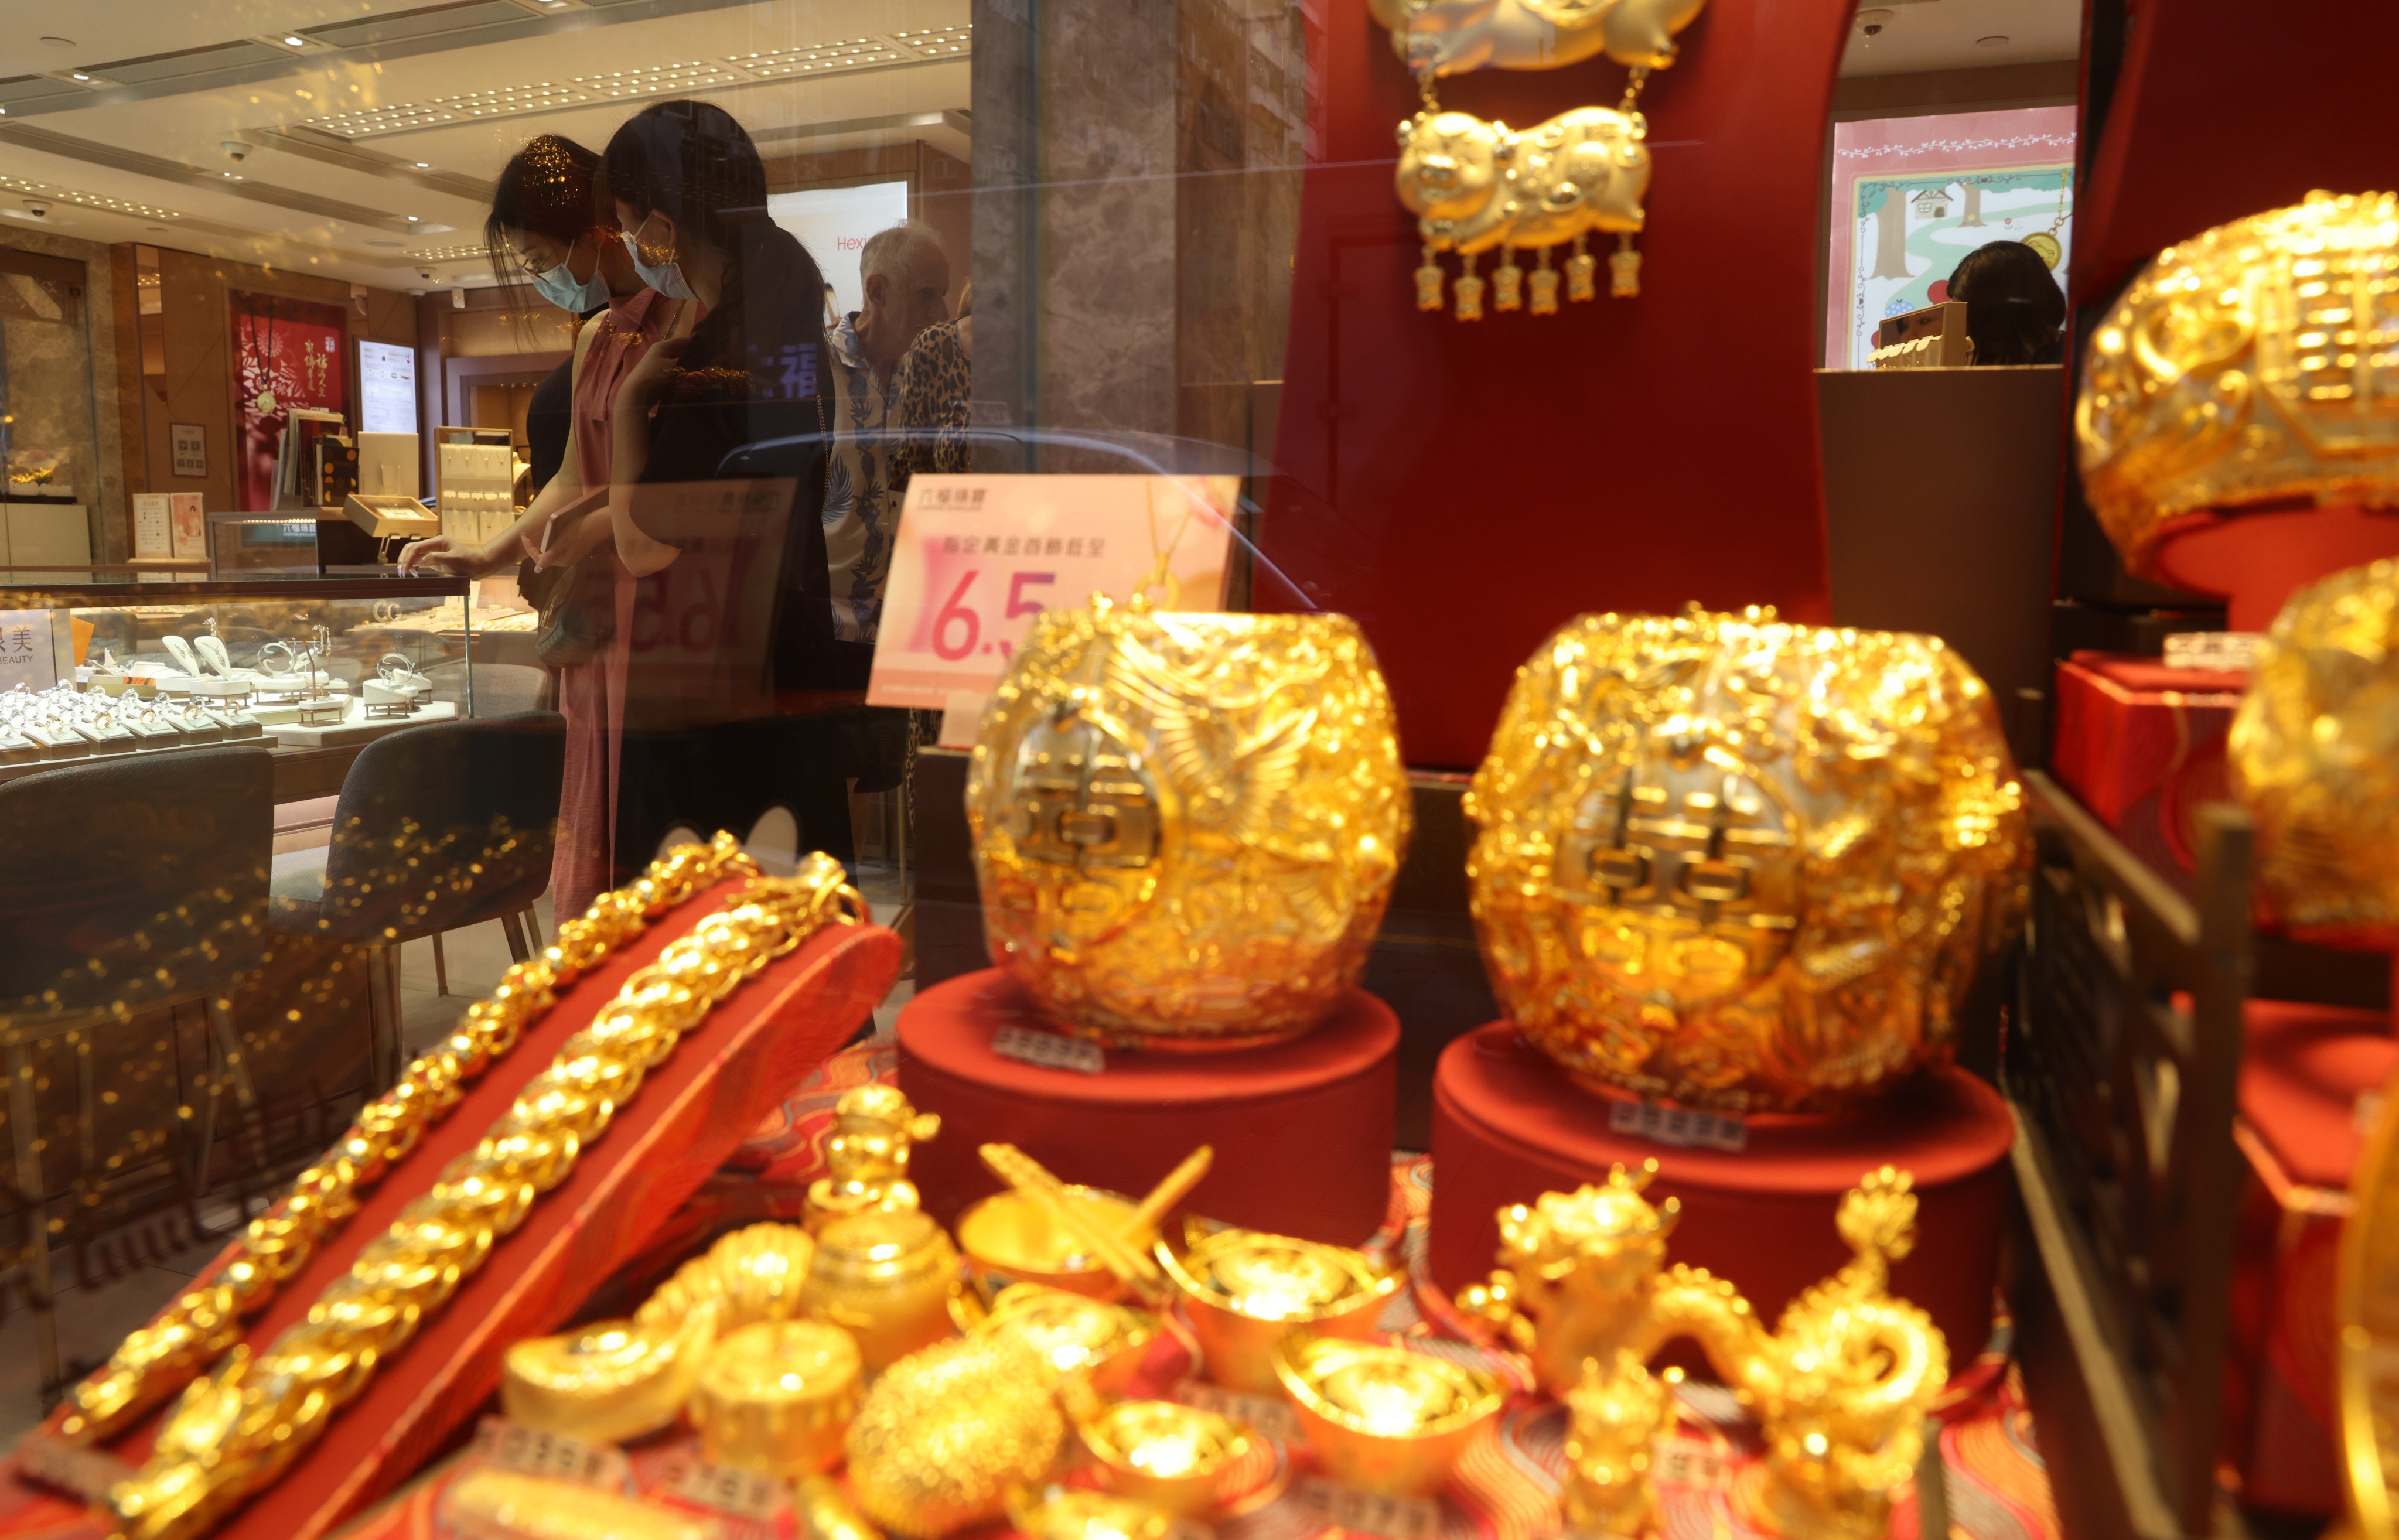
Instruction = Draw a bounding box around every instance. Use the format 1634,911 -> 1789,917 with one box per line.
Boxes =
103,850 -> 866,1540
54,834 -> 763,1446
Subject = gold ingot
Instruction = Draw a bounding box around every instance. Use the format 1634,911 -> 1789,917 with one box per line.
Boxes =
1465,606 -> 2028,1114
2230,558 -> 2399,940
1272,1337 -> 1501,1498
845,1333 -> 1066,1538
957,1186 -> 1140,1302
2077,190 -> 2399,579
970,1283 -> 1156,1394
799,1209 -> 960,1371
793,1476 -> 886,1540
1077,1399 -> 1251,1517
637,1222 -> 815,1331
968,599 -> 1410,1049
1156,1228 -> 1400,1395
498,1309 -> 717,1445
1006,1488 -> 1173,1540
687,1320 -> 862,1480
441,1469 -> 716,1540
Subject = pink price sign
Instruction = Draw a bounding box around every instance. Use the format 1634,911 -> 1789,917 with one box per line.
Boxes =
866,474 -> 1237,730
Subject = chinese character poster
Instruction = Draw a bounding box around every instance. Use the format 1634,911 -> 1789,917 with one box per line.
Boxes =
231,291 -> 349,511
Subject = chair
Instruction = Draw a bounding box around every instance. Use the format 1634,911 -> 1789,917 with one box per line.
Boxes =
0,745 -> 272,1395
270,714 -> 564,1087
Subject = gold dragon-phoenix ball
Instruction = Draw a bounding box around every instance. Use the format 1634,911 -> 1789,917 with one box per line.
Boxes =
967,601 -> 1411,1047
1464,607 -> 2028,1113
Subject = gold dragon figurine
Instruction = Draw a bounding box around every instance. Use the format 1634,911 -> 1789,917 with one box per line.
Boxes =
1462,1162 -> 1948,1538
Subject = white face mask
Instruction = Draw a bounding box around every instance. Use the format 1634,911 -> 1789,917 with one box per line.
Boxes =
529,238 -> 610,311
621,214 -> 697,301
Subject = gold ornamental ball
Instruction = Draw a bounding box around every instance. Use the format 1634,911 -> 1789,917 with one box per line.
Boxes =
844,1331 -> 1066,1538
1465,607 -> 2028,1114
2230,557 -> 2399,941
2076,190 -> 2399,579
967,599 -> 1411,1048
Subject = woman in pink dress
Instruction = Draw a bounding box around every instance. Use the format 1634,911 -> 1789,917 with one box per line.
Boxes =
398,134 -> 697,920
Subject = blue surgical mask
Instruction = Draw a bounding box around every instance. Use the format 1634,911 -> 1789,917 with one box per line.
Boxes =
622,217 -> 697,301
530,247 -> 609,311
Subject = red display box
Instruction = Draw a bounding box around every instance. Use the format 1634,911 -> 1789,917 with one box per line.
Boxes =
0,877 -> 901,1540
2226,998 -> 2395,1518
898,970 -> 1398,1244
1428,1024 -> 2015,1358
2050,651 -> 2247,875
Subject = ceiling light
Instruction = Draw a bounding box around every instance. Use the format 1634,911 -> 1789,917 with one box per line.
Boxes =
414,162 -> 430,168
408,215 -> 419,221
1975,33 -> 2009,46
284,35 -> 305,46
70,73 -> 90,81
38,36 -> 75,49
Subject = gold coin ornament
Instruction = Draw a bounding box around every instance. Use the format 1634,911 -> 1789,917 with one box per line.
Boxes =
2230,555 -> 2399,942
1465,606 -> 2028,1114
967,597 -> 1411,1049
2077,189 -> 2399,579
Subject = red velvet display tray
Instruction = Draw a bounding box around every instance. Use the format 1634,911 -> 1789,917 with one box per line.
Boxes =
898,970 -> 1397,1243
0,876 -> 900,1540
1428,1023 -> 2015,1357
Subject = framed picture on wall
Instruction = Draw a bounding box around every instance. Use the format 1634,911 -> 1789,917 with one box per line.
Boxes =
170,422 -> 207,478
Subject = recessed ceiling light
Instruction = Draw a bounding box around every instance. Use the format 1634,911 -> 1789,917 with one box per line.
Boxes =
414,162 -> 430,168
407,214 -> 418,221
70,73 -> 90,81
284,35 -> 305,46
1975,33 -> 2009,46
39,36 -> 75,49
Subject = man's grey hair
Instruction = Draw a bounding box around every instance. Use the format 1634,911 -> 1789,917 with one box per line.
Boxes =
861,222 -> 947,291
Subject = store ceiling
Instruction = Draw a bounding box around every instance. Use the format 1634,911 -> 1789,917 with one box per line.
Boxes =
0,0 -> 970,291
1839,0 -> 2086,78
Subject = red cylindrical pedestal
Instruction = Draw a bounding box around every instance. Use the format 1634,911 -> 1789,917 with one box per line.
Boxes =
1429,1023 -> 2015,1355
899,970 -> 1398,1244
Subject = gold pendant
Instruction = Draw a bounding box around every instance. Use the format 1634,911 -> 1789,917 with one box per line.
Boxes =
1378,0 -> 1707,316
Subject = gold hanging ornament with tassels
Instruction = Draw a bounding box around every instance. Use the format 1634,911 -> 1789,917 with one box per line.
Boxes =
1375,0 -> 1709,319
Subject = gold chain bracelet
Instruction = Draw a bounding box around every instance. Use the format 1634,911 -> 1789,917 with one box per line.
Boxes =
54,834 -> 766,1447
105,849 -> 865,1540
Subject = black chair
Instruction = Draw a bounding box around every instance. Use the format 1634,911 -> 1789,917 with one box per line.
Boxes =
0,745 -> 272,1393
270,714 -> 564,1086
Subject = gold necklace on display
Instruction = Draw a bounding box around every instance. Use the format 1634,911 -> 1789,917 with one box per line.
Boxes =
1376,0 -> 1709,320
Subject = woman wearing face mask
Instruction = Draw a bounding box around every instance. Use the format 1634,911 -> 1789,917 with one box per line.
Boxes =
398,132 -> 694,918
595,100 -> 852,877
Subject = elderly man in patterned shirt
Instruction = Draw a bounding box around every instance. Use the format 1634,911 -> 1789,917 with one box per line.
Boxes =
825,222 -> 953,644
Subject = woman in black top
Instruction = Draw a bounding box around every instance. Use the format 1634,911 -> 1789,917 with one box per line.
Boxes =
595,100 -> 854,872
1947,240 -> 2067,366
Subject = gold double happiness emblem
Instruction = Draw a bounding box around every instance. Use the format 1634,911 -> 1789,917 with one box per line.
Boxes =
1372,0 -> 1709,319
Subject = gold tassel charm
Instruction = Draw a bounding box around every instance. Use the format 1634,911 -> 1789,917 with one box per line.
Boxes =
1493,247 -> 1523,312
1414,245 -> 1445,312
1609,233 -> 1642,298
1454,251 -> 1486,321
1566,233 -> 1598,302
1529,245 -> 1560,315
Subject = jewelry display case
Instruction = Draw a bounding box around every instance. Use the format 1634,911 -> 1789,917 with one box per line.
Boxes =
0,573 -> 482,797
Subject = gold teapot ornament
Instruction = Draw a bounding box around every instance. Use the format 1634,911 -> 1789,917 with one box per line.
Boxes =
2231,556 -> 2399,942
1465,605 -> 2028,1114
968,597 -> 1410,1048
1461,1165 -> 1948,1540
806,1084 -> 941,1231
2077,190 -> 2399,581
1378,0 -> 1708,317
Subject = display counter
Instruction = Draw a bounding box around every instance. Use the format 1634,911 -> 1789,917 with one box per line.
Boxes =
0,572 -> 486,801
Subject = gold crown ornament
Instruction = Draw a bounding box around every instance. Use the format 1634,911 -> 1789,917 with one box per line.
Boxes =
968,597 -> 1410,1049
1377,0 -> 1708,317
1465,606 -> 2028,1114
2077,190 -> 2399,579
2229,556 -> 2399,941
